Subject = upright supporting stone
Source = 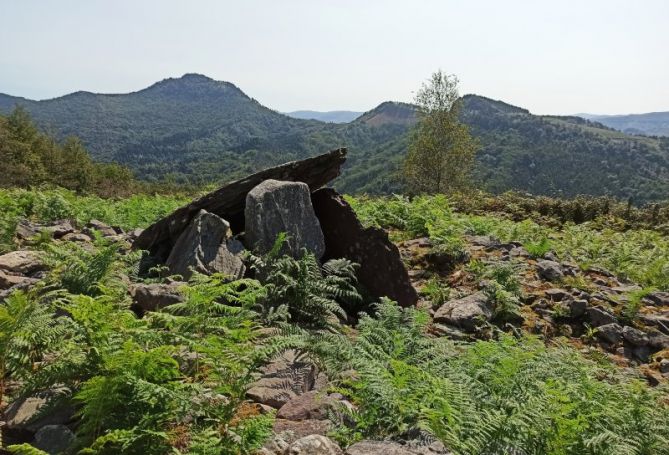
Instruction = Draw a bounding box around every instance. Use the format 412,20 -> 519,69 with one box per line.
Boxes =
245,180 -> 325,258
166,210 -> 245,280
311,188 -> 418,307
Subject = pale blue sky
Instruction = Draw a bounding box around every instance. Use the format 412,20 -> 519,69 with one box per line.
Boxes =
1,0 -> 667,115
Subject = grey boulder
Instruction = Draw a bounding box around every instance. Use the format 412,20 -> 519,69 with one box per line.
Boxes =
33,424 -> 75,454
130,282 -> 185,313
536,260 -> 564,282
347,440 -> 450,455
586,306 -> 617,327
166,210 -> 245,280
287,435 -> 342,455
0,250 -> 45,275
433,292 -> 492,331
245,179 -> 325,258
596,323 -> 624,344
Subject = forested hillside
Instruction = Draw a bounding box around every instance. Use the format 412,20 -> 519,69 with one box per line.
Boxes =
2,74 -> 669,202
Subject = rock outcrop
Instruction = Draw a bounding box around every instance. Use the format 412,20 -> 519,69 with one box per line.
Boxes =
245,180 -> 325,258
311,188 -> 418,307
134,149 -> 347,260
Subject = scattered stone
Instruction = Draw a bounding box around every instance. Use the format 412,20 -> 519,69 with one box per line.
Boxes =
433,292 -> 492,331
638,313 -> 669,335
273,419 -> 331,439
425,248 -> 470,273
166,210 -> 245,280
247,350 -> 319,408
84,219 -> 119,237
466,235 -> 500,249
660,359 -> 669,374
509,246 -> 530,258
134,148 -> 347,258
536,260 -> 564,282
0,250 -> 44,275
277,391 -> 336,421
346,440 -> 450,455
611,284 -> 642,294
586,266 -> 615,277
60,232 -> 93,243
586,306 -> 617,327
15,219 -> 75,241
647,332 -> 669,349
311,188 -> 418,307
130,282 -> 185,313
287,434 -> 342,455
0,270 -> 37,290
622,326 -> 649,346
33,424 -> 74,454
645,292 -> 669,306
543,251 -> 559,262
567,299 -> 587,318
596,323 -> 623,344
245,180 -> 325,259
4,393 -> 74,433
545,288 -> 569,301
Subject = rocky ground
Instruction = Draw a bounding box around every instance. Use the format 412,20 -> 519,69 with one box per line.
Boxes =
399,235 -> 669,383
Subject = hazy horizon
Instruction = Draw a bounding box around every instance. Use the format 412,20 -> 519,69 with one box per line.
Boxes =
1,0 -> 667,116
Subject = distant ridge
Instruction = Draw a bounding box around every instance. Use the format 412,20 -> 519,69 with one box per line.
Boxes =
285,110 -> 363,123
1,74 -> 668,202
578,111 -> 669,136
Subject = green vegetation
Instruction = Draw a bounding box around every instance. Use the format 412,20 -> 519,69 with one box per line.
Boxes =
347,194 -> 669,290
0,188 -> 189,252
0,108 -> 135,196
2,74 -> 669,201
403,70 -> 478,194
2,191 -> 669,454
311,302 -> 669,454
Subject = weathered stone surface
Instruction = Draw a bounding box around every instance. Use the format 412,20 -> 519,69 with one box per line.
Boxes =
0,250 -> 44,275
273,419 -> 331,439
4,394 -> 74,433
0,270 -> 37,290
134,149 -> 347,259
246,377 -> 298,409
346,440 -> 450,455
622,326 -> 649,346
247,350 -> 319,408
311,188 -> 418,307
639,313 -> 669,335
645,291 -> 669,306
596,323 -> 623,344
166,210 -> 245,280
130,282 -> 185,313
586,306 -> 617,327
648,332 -> 669,349
33,424 -> 74,454
433,292 -> 492,331
287,435 -> 342,455
15,219 -> 75,241
60,232 -> 93,243
536,260 -> 564,282
84,219 -> 119,237
567,299 -> 588,318
277,391 -> 336,421
245,180 -> 325,258
545,288 -> 569,301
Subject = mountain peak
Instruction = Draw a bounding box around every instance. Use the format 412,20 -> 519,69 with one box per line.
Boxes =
356,101 -> 417,127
